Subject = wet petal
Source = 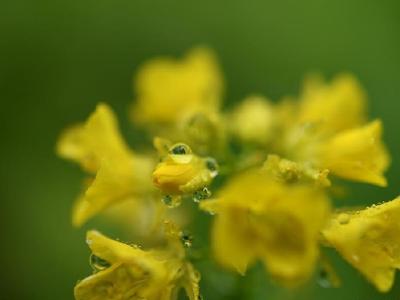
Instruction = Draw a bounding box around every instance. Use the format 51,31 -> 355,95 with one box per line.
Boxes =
322,197 -> 400,292
76,231 -> 202,300
201,170 -> 330,284
319,120 -> 390,186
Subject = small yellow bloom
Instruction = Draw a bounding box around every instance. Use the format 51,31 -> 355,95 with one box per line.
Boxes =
200,170 -> 330,285
57,104 -> 155,226
298,73 -> 367,134
131,47 -> 223,125
152,141 -> 218,195
322,197 -> 400,292
229,95 -> 276,145
318,120 -> 390,187
275,74 -> 367,156
74,230 -> 200,300
273,74 -> 390,187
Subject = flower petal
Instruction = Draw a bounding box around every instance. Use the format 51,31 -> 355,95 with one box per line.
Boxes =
202,170 -> 331,284
319,120 -> 390,186
298,74 -> 367,134
322,197 -> 400,292
131,47 -> 223,124
57,103 -> 133,173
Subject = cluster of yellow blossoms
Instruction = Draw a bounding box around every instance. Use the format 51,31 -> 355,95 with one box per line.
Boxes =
57,47 -> 399,299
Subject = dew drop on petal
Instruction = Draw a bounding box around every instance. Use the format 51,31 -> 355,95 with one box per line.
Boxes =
338,213 -> 350,225
162,195 -> 182,208
193,187 -> 212,203
170,143 -> 191,155
317,269 -> 332,288
180,231 -> 193,248
207,210 -> 216,216
205,157 -> 219,177
130,243 -> 142,249
90,254 -> 111,272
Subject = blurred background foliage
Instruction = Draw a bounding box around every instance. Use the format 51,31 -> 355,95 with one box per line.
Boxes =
1,0 -> 400,299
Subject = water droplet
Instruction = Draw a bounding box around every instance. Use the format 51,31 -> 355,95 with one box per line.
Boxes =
162,195 -> 182,208
338,213 -> 350,225
193,187 -> 212,203
90,254 -> 110,272
170,143 -> 191,155
205,157 -> 219,177
130,243 -> 142,249
317,269 -> 332,288
317,261 -> 341,288
180,231 -> 193,248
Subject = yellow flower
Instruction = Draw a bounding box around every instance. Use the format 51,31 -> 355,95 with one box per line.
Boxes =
297,73 -> 367,134
318,120 -> 390,187
229,95 -> 276,145
131,47 -> 223,125
74,230 -> 200,300
200,170 -> 330,285
273,74 -> 390,187
152,141 -> 218,196
57,103 -> 155,226
322,197 -> 400,292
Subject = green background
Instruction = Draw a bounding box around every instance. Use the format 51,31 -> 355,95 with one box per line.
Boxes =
2,0 -> 400,299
